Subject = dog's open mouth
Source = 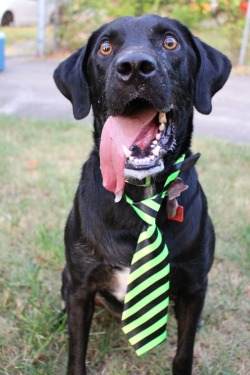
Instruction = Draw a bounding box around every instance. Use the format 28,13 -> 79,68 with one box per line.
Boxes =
100,101 -> 176,201
124,107 -> 176,178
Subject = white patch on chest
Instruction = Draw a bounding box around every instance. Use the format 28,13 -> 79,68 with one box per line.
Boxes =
112,267 -> 130,302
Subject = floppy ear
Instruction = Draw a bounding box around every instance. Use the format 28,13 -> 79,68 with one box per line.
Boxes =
53,47 -> 91,120
193,37 -> 232,114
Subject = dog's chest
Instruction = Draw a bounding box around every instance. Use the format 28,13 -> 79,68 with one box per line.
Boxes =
112,267 -> 130,301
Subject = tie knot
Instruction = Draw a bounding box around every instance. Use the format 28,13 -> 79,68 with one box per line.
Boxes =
125,154 -> 186,225
125,194 -> 163,225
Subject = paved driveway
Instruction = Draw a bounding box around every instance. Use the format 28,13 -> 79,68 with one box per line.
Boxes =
0,57 -> 249,144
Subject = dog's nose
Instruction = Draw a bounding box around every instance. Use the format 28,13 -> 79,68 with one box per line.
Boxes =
116,53 -> 156,81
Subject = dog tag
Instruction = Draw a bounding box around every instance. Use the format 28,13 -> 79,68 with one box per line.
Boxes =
167,201 -> 184,222
166,197 -> 178,217
166,178 -> 187,223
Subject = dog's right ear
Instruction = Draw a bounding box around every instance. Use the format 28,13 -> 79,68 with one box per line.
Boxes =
192,37 -> 232,115
53,47 -> 90,120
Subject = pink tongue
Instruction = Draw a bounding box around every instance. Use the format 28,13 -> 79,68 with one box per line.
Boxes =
100,107 -> 157,196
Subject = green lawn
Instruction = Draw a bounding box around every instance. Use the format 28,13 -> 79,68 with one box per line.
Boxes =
0,115 -> 249,374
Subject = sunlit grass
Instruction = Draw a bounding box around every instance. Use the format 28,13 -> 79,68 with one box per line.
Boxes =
0,26 -> 37,44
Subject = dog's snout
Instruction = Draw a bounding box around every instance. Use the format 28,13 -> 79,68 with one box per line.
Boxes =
116,53 -> 156,82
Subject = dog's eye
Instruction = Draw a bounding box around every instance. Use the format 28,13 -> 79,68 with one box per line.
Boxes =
163,36 -> 178,50
99,41 -> 113,56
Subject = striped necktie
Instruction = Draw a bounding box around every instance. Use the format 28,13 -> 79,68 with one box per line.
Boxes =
121,154 -> 185,356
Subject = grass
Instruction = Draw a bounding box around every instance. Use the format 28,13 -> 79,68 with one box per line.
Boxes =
0,25 -> 54,56
0,26 -> 37,44
0,115 -> 249,374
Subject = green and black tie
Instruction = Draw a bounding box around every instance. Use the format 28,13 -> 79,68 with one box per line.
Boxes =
121,154 -> 185,356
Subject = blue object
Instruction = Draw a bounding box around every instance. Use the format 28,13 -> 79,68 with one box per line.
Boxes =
0,32 -> 6,72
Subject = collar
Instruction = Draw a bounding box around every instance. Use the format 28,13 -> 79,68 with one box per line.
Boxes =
125,153 -> 201,188
125,175 -> 152,187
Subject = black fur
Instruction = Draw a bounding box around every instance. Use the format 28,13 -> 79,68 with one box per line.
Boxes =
54,15 -> 231,375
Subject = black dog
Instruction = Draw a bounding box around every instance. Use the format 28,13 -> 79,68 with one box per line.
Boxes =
54,15 -> 231,375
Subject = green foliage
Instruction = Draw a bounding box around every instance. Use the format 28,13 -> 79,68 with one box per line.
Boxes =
106,0 -> 163,17
212,0 -> 244,23
57,2 -> 102,50
56,0 -> 248,64
171,2 -> 206,28
57,0 -> 166,50
209,0 -> 246,64
220,19 -> 245,64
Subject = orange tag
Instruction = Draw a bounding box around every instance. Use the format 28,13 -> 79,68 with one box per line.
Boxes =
167,205 -> 184,222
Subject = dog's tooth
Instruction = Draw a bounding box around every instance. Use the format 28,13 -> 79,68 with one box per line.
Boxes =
129,156 -> 134,161
159,113 -> 166,123
153,140 -> 158,145
114,190 -> 124,203
150,155 -> 155,160
152,145 -> 161,156
156,133 -> 161,141
159,123 -> 165,132
122,145 -> 131,158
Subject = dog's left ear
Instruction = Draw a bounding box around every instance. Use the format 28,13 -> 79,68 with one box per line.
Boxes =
53,47 -> 91,120
193,37 -> 232,114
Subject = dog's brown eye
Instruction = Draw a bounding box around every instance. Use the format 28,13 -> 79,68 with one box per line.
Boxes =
163,36 -> 178,50
99,41 -> 113,56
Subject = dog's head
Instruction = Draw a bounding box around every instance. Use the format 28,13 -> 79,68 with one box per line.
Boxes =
54,15 -> 231,199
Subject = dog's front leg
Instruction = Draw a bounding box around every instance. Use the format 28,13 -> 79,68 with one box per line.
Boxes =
173,282 -> 207,375
67,287 -> 95,375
